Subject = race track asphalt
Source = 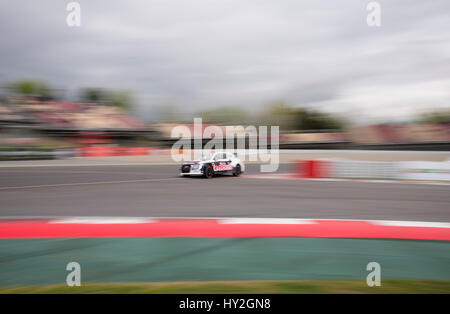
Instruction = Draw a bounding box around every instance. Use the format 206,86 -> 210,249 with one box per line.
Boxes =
0,163 -> 449,222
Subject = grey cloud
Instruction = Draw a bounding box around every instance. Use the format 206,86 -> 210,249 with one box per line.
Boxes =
0,0 -> 449,122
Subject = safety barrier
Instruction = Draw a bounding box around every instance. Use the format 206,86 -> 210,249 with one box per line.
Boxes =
296,159 -> 450,181
397,161 -> 450,181
330,160 -> 398,179
295,160 -> 331,178
0,149 -> 75,160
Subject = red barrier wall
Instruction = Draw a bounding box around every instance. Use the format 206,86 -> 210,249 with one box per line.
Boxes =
77,146 -> 154,157
296,160 -> 330,178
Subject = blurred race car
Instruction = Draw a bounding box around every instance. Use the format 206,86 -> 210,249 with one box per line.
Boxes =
180,151 -> 244,178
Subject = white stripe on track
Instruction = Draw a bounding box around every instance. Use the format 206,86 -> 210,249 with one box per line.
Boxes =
0,217 -> 449,227
50,217 -> 156,224
0,178 -> 178,190
219,218 -> 316,224
371,220 -> 450,228
0,162 -> 176,168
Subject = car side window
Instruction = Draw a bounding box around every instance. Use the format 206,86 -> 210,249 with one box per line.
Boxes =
214,153 -> 227,161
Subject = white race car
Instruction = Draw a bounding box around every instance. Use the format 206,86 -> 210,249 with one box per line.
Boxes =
180,152 -> 244,178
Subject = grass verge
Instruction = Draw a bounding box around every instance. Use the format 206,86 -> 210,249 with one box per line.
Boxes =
1,279 -> 449,294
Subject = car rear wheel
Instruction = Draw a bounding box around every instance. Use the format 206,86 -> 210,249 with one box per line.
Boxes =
233,164 -> 241,177
204,164 -> 214,179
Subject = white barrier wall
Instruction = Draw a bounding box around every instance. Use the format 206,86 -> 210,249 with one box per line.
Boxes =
329,160 -> 398,179
301,159 -> 450,181
397,161 -> 450,181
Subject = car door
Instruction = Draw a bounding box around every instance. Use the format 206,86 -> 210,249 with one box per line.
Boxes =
213,153 -> 231,172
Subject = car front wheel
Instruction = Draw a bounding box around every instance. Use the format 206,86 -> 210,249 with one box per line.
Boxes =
204,164 -> 214,179
233,164 -> 241,177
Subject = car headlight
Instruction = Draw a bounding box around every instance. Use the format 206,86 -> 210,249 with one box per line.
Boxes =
191,164 -> 200,170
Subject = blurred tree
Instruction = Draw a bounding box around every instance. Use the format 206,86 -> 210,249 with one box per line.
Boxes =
260,101 -> 343,131
108,90 -> 135,112
259,101 -> 298,129
79,88 -> 135,112
295,108 -> 343,130
199,106 -> 250,124
79,88 -> 105,103
420,110 -> 450,124
7,80 -> 54,99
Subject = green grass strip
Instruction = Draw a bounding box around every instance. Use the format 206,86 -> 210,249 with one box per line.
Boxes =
1,279 -> 449,294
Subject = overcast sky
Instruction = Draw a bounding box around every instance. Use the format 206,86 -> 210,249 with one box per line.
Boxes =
0,0 -> 449,123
